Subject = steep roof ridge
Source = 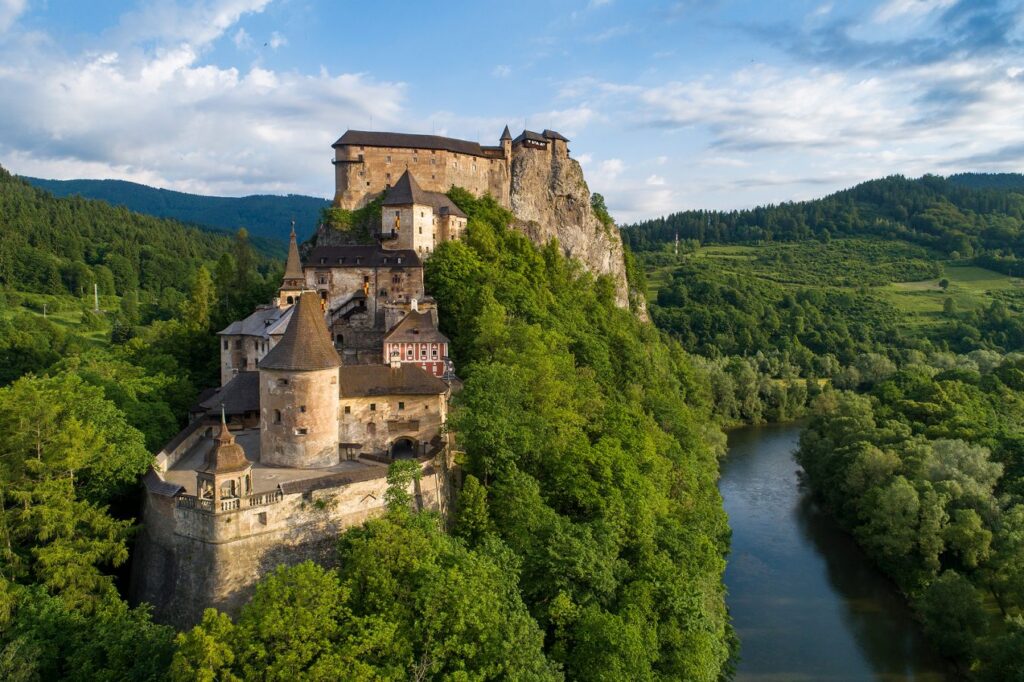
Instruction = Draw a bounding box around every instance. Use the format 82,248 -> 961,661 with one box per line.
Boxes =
259,291 -> 340,371
283,223 -> 303,280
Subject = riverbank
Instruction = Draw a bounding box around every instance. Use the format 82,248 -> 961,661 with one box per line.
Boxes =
721,422 -> 952,681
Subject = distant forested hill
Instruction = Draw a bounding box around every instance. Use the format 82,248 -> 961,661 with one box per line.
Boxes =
23,176 -> 329,243
0,164 -> 279,299
948,172 -> 1024,192
623,174 -> 1024,268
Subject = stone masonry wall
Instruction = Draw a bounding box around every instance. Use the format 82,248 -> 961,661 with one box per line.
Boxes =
132,459 -> 450,628
334,145 -> 508,210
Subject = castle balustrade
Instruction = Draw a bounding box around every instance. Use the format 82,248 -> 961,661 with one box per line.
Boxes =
175,490 -> 284,514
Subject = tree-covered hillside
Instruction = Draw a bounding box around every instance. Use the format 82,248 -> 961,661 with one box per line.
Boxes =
623,174 -> 1024,264
0,165 -> 280,300
24,176 -> 328,243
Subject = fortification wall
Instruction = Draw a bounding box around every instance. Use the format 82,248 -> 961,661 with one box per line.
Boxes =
132,458 -> 450,628
334,145 -> 508,210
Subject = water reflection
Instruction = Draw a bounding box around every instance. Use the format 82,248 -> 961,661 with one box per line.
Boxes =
721,423 -> 951,681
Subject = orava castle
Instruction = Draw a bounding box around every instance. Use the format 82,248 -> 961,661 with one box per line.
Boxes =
131,125 -> 626,627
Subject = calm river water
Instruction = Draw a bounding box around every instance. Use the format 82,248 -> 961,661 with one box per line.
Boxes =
721,422 -> 953,681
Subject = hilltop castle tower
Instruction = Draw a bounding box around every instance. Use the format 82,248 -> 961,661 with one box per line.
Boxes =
259,291 -> 341,468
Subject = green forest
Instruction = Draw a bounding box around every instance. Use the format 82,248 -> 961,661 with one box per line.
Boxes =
24,175 -> 327,243
0,178 -> 735,679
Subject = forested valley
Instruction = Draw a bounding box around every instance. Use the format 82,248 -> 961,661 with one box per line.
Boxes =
625,173 -> 1024,679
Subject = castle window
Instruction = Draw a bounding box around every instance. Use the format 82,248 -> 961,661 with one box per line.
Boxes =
418,227 -> 422,234
397,257 -> 403,264
406,348 -> 413,360
274,409 -> 281,424
300,405 -> 307,413
319,257 -> 326,264
223,340 -> 228,350
413,155 -> 418,163
370,403 -> 376,411
318,276 -> 326,284
420,211 -> 424,218
398,401 -> 405,411
344,405 -> 351,414
278,378 -> 289,386
368,423 -> 376,435
295,428 -> 308,435
366,181 -> 370,187
392,274 -> 400,284
234,340 -> 242,349
431,174 -> 436,180
386,155 -> 391,163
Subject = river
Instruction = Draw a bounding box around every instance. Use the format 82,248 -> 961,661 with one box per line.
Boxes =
721,422 -> 953,681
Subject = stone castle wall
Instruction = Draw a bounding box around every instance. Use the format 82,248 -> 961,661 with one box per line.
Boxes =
334,145 -> 509,210
132,457 -> 450,628
259,368 -> 340,468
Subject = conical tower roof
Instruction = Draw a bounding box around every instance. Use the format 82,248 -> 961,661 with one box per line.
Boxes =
382,170 -> 428,206
500,125 -> 512,141
259,291 -> 340,371
283,223 -> 303,281
199,411 -> 250,474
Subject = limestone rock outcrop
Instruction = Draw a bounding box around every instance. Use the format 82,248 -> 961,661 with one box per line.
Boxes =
509,145 -> 632,310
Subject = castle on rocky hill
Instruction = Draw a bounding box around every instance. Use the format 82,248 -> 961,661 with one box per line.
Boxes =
131,125 -> 633,627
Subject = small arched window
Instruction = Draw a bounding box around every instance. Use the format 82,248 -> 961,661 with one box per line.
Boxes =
273,409 -> 281,424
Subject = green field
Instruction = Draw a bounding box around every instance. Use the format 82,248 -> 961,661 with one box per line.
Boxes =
643,239 -> 1020,335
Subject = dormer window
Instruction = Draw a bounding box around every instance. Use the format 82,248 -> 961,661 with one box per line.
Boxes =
319,257 -> 326,264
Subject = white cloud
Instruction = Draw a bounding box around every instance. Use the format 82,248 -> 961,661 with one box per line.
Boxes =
0,0 -> 405,196
530,104 -> 596,137
0,0 -> 26,33
268,30 -> 286,49
232,27 -> 252,49
873,0 -> 957,23
645,174 -> 665,186
492,64 -> 511,78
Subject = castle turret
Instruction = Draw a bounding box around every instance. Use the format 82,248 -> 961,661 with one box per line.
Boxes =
196,410 -> 253,510
500,125 -> 512,159
278,223 -> 305,307
259,291 -> 341,468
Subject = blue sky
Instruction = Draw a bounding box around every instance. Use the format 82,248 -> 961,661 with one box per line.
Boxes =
1,0 -> 1022,222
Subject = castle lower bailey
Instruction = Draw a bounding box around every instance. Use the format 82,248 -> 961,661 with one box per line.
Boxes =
132,123 -> 638,627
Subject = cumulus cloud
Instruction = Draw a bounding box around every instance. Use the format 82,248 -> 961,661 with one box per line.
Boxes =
268,30 -> 286,49
492,64 -> 511,78
0,0 -> 405,196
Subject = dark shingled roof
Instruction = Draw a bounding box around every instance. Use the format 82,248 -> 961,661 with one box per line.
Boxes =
306,244 -> 421,269
543,129 -> 569,142
144,469 -> 185,497
259,291 -> 340,371
283,225 -> 303,281
198,418 -> 251,474
382,171 -> 467,218
384,310 -> 449,345
333,130 -> 489,158
500,125 -> 512,141
198,372 -> 259,416
513,130 -> 548,145
339,364 -> 449,398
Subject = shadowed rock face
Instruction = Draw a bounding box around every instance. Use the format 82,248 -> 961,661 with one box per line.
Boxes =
509,144 -> 634,311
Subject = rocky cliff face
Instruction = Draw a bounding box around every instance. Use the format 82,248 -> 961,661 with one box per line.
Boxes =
509,146 -> 635,311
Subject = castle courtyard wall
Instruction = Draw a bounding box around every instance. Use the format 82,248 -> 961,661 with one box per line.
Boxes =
132,458 -> 449,628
